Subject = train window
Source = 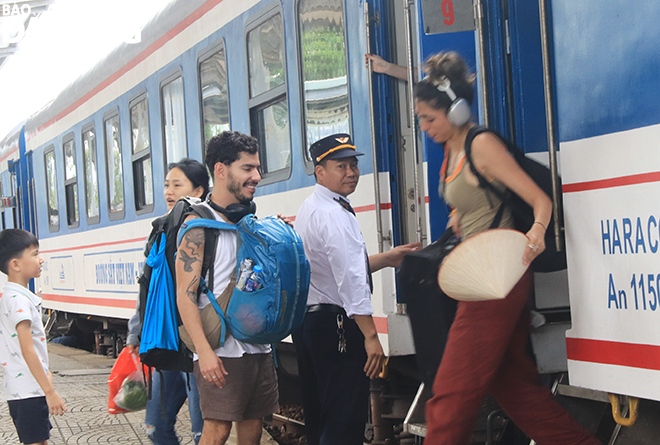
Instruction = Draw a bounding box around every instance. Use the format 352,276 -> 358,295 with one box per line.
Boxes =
44,147 -> 59,231
246,9 -> 291,184
160,71 -> 187,168
130,93 -> 154,213
63,135 -> 79,228
103,111 -> 125,220
198,41 -> 230,152
297,0 -> 351,172
82,124 -> 100,225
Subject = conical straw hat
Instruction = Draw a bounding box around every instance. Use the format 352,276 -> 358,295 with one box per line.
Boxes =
438,229 -> 528,301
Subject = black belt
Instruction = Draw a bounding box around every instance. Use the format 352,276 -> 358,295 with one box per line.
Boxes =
306,304 -> 346,315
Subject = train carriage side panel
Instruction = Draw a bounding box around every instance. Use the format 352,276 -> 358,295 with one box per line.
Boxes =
554,0 -> 660,400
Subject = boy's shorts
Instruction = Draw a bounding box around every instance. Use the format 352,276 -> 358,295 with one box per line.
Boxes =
8,396 -> 52,444
194,352 -> 279,422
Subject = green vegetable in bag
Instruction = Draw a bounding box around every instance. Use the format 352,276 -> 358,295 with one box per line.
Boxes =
114,372 -> 147,412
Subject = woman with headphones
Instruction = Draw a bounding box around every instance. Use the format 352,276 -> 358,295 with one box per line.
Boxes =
395,51 -> 601,444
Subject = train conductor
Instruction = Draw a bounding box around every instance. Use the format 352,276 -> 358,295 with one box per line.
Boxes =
293,133 -> 419,445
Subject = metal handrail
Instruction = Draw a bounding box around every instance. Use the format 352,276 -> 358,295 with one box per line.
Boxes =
538,0 -> 564,251
475,0 -> 490,126
403,0 -> 424,245
365,2 -> 386,253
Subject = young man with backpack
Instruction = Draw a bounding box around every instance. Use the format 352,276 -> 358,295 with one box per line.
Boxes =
176,131 -> 278,445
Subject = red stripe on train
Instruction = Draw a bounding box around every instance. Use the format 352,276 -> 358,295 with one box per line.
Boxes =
41,293 -> 389,334
42,294 -> 136,309
566,337 -> 660,371
286,196 -> 433,222
563,172 -> 660,193
40,237 -> 147,254
374,316 -> 388,334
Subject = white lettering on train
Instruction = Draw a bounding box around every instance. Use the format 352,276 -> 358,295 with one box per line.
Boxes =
95,262 -> 137,286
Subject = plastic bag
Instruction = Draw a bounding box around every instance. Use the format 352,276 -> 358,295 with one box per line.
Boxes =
114,370 -> 147,412
108,347 -> 145,414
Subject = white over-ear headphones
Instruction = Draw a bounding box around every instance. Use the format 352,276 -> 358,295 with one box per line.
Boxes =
433,77 -> 471,127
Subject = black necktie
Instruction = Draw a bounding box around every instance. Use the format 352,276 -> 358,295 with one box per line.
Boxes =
335,197 -> 373,293
335,197 -> 355,215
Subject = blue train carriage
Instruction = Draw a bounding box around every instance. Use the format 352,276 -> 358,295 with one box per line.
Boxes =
12,0 -> 409,359
555,0 -> 660,425
3,0 -> 659,440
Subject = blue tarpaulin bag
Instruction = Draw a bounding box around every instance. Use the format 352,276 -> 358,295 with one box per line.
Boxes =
139,233 -> 179,356
137,198 -> 217,373
178,215 -> 310,346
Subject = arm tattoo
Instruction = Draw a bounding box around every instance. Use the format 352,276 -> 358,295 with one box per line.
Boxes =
178,228 -> 204,272
179,249 -> 200,273
186,276 -> 199,303
183,229 -> 205,257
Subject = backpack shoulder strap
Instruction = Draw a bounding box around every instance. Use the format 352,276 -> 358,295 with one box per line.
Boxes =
464,126 -> 513,229
189,205 -> 220,292
179,205 -> 238,296
177,217 -> 237,246
464,125 -> 505,197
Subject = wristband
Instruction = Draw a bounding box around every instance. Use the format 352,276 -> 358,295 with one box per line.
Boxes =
533,221 -> 546,230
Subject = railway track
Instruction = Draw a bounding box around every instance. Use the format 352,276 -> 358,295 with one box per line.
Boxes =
264,407 -> 306,445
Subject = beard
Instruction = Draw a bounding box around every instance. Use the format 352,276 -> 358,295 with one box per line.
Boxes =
227,170 -> 256,203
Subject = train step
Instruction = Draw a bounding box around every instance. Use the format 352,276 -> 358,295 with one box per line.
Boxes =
403,383 -> 508,443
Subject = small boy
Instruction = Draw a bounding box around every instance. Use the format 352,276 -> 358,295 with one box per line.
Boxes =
0,229 -> 67,445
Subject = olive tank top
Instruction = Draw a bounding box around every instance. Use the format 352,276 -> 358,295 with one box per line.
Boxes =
443,158 -> 514,239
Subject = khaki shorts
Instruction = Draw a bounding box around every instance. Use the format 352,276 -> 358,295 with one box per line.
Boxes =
193,353 -> 279,422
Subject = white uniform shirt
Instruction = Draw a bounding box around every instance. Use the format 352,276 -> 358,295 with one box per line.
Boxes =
192,202 -> 270,359
295,184 -> 373,318
0,282 -> 49,401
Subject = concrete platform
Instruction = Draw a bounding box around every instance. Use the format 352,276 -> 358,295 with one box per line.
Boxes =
0,343 -> 278,444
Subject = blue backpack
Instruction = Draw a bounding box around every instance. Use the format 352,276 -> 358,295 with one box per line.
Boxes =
178,214 -> 310,346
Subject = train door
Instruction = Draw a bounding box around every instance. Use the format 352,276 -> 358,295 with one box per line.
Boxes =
8,128 -> 36,235
368,0 -> 483,254
368,0 -> 566,303
7,128 -> 37,291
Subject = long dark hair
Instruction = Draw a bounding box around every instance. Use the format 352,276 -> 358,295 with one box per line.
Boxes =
167,158 -> 210,200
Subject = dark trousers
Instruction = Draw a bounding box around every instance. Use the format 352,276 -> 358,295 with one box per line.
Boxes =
292,311 -> 370,445
425,270 -> 601,445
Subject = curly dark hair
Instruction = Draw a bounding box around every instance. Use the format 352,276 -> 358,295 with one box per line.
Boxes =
205,131 -> 259,174
414,51 -> 476,112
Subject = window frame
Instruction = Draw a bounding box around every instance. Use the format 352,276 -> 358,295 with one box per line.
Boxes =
197,38 -> 231,159
295,0 -> 354,175
245,4 -> 291,186
81,122 -> 100,225
159,67 -> 188,173
103,108 -> 125,221
62,133 -> 79,229
129,91 -> 154,215
0,178 -> 4,231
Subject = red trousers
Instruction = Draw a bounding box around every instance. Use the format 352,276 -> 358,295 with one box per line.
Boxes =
425,270 -> 601,445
